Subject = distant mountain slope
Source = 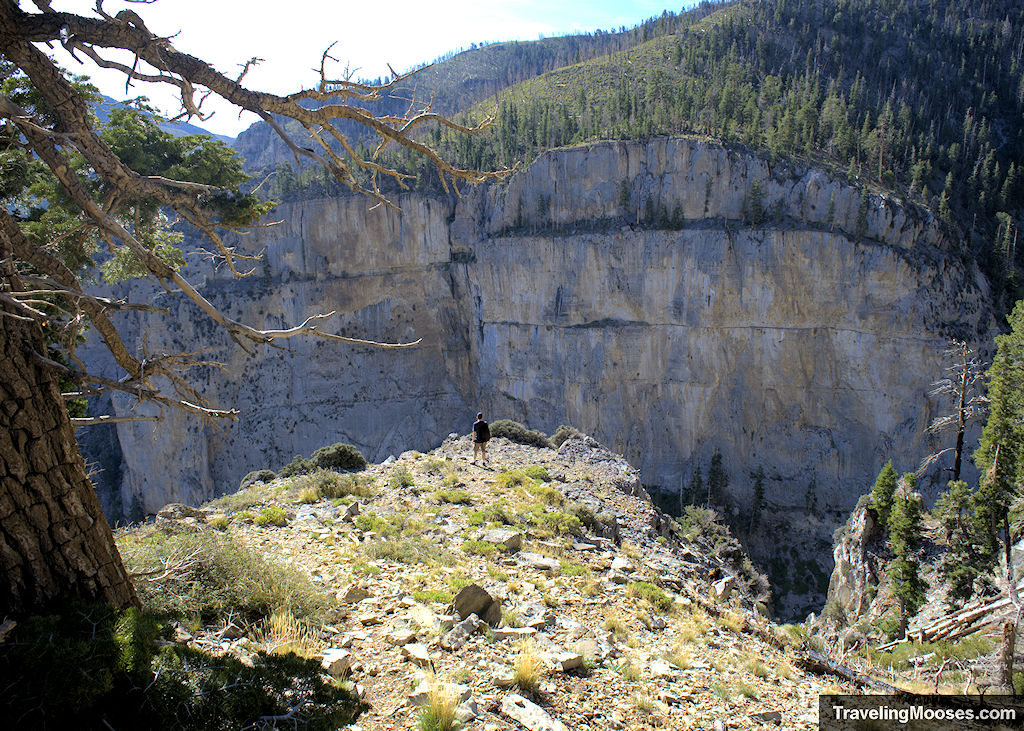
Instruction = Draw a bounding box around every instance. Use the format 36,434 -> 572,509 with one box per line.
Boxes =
232,3 -> 720,170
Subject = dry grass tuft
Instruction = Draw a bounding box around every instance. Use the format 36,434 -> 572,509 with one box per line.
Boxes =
513,639 -> 543,696
255,607 -> 320,658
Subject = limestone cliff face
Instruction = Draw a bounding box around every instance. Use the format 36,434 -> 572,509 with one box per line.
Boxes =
79,137 -> 991,612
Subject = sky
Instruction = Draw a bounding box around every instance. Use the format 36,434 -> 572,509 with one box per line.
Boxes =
37,0 -> 689,137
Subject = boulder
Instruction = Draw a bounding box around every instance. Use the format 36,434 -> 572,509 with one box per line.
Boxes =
519,552 -> 561,574
401,642 -> 433,668
712,575 -> 735,602
320,648 -> 351,677
551,651 -> 584,672
452,583 -> 502,626
501,693 -> 569,731
339,584 -> 371,603
478,528 -> 523,551
440,613 -> 484,651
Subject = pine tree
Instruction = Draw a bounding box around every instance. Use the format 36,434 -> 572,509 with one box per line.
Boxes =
936,480 -> 994,607
888,475 -> 928,638
684,465 -> 704,510
870,460 -> 898,528
974,300 -> 1024,570
749,466 -> 766,532
707,451 -> 728,507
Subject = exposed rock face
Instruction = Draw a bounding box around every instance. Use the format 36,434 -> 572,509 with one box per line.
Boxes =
824,501 -> 887,625
77,137 -> 992,613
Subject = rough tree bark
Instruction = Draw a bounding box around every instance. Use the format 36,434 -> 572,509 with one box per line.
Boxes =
0,301 -> 138,615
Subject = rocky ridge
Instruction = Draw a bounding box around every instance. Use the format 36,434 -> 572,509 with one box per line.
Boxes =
127,434 -> 856,730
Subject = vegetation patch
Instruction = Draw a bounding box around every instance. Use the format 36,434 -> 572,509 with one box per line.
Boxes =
389,468 -> 415,489
361,537 -> 456,566
412,589 -> 454,604
550,424 -> 583,447
462,540 -> 499,556
254,506 -> 288,527
118,529 -> 330,624
627,581 -> 673,613
490,420 -> 552,448
435,489 -> 473,505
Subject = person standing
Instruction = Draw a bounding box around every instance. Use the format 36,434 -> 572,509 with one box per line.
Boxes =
472,412 -> 490,465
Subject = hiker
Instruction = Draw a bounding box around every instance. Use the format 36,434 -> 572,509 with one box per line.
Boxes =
472,412 -> 490,465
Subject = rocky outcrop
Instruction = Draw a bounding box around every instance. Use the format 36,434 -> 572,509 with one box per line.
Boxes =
823,500 -> 887,626
77,136 -> 992,613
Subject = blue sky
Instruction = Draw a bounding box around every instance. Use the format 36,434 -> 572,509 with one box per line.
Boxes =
40,0 -> 693,136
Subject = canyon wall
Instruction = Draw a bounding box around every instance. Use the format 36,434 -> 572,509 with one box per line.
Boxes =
78,137 -> 993,613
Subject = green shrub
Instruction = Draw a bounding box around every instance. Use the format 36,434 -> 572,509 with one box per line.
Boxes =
389,468 -> 415,489
462,540 -> 499,556
627,581 -> 673,613
354,511 -> 416,537
550,424 -> 583,447
497,470 -> 531,489
442,473 -> 464,489
280,454 -> 313,478
311,470 -> 375,500
254,506 -> 288,527
412,589 -> 453,604
118,530 -> 328,623
361,537 -> 456,566
490,419 -> 552,448
421,458 -> 448,474
436,489 -> 473,505
527,482 -> 563,506
566,501 -> 599,530
239,469 -> 277,491
209,515 -> 230,531
523,465 -> 551,482
527,507 -> 581,537
311,442 -> 367,471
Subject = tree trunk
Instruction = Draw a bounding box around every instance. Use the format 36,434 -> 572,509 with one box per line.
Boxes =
0,301 -> 138,616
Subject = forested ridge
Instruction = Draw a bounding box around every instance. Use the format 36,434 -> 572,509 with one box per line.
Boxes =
262,0 -> 1024,310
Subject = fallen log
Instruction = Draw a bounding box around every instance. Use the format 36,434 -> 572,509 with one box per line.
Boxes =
796,649 -> 904,694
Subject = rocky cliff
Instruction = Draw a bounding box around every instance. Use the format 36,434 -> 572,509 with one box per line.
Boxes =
78,136 -> 993,615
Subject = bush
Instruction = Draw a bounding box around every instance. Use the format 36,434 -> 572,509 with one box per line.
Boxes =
118,529 -> 329,623
527,482 -> 563,506
490,420 -> 552,448
523,465 -> 551,482
550,424 -> 583,447
389,468 -> 415,489
238,469 -> 276,491
280,454 -> 313,478
628,581 -> 673,613
528,508 -> 581,537
436,489 -> 473,505
362,537 -> 456,566
310,469 -> 376,500
497,470 -> 531,489
311,442 -> 367,471
254,506 -> 288,527
462,540 -> 498,556
0,604 -> 364,728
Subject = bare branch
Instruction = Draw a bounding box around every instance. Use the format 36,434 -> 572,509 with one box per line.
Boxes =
71,414 -> 160,427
